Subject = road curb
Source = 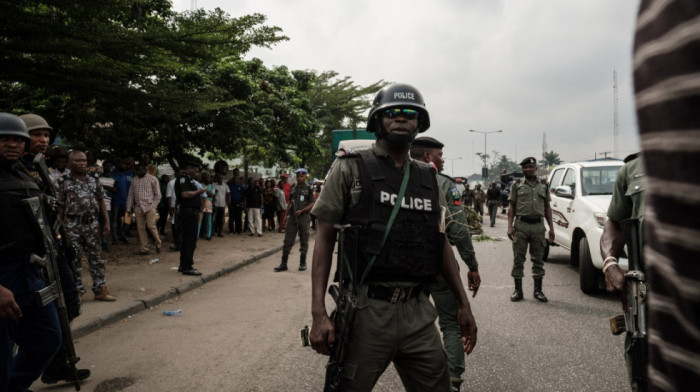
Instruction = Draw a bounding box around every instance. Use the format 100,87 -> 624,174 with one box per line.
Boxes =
72,240 -> 298,339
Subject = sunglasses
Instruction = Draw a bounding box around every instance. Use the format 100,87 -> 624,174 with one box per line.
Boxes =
382,108 -> 420,120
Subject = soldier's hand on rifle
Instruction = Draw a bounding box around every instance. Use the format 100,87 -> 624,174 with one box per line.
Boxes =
0,286 -> 22,319
548,229 -> 555,244
310,313 -> 335,356
467,270 -> 481,297
604,263 -> 627,310
458,305 -> 478,354
103,222 -> 111,237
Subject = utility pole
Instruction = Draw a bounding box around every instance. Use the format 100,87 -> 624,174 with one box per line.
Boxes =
613,69 -> 619,159
469,129 -> 502,181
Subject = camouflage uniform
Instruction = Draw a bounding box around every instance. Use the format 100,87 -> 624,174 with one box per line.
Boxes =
433,172 -> 478,385
57,172 -> 107,294
473,188 -> 485,219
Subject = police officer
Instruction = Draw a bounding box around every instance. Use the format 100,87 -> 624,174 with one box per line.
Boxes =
19,114 -> 91,385
0,112 -> 63,391
507,157 -> 555,302
274,168 -> 315,272
599,152 -> 645,391
410,136 -> 481,391
58,150 -> 116,302
175,157 -> 205,276
473,184 -> 485,223
309,84 -> 477,391
461,183 -> 474,206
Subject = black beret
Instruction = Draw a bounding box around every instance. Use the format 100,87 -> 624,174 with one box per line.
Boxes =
412,136 -> 444,149
519,157 -> 537,166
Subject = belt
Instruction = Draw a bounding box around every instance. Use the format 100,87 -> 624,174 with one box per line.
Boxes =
517,215 -> 542,224
66,214 -> 96,223
367,285 -> 423,303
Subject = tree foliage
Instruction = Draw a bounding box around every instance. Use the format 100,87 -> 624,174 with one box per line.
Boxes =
0,0 -> 331,169
541,150 -> 562,168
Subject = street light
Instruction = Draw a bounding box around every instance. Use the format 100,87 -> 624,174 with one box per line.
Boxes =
444,157 -> 462,176
469,129 -> 502,179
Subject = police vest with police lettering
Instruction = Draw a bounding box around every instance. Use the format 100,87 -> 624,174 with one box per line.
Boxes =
342,149 -> 444,283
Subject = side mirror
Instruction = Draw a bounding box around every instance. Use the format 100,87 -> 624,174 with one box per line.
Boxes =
555,185 -> 574,199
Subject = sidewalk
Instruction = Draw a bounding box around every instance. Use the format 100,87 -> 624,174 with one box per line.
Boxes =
72,229 -> 302,339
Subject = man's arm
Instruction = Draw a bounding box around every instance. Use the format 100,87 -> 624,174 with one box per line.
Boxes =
507,199 -> 516,240
310,220 -> 338,356
298,201 -> 316,216
600,219 -> 626,299
544,200 -> 555,243
125,181 -> 135,213
0,285 -> 22,319
440,236 -> 478,354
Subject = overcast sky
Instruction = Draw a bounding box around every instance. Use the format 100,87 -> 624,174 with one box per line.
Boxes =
174,0 -> 641,176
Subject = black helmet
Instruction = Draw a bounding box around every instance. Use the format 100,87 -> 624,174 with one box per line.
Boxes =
20,113 -> 53,133
366,83 -> 430,133
0,112 -> 30,141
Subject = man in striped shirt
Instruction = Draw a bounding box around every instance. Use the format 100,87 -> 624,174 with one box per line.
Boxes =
126,165 -> 162,255
633,0 -> 700,389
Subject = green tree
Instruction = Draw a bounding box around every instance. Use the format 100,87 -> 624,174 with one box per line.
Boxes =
0,1 -> 288,164
302,71 -> 386,177
541,150 -> 562,168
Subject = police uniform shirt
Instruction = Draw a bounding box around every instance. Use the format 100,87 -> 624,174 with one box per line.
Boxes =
311,142 -> 448,227
508,179 -> 550,218
607,155 -> 645,223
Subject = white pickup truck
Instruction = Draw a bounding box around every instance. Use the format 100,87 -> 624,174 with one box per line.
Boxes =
545,160 -> 626,294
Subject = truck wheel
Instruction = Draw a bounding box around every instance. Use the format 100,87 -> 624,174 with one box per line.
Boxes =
579,237 -> 598,294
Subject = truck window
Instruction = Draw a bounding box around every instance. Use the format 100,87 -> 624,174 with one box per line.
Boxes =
562,168 -> 577,195
581,166 -> 621,195
549,169 -> 565,193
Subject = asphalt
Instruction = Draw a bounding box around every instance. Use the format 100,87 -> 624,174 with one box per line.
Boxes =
71,228 -> 303,339
73,208 -> 502,340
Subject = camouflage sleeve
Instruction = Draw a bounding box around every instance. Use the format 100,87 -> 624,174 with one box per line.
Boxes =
439,176 -> 478,271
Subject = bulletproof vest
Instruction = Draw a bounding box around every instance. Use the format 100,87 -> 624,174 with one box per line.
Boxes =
0,165 -> 44,255
291,184 -> 312,211
342,149 -> 444,283
175,173 -> 201,210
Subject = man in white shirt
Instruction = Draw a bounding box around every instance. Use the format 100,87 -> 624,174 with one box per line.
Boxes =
126,165 -> 162,255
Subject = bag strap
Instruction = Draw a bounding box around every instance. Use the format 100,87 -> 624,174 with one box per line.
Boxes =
358,158 -> 411,286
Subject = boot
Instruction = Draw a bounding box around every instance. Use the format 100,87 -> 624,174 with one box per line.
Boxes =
299,253 -> 307,271
510,278 -> 523,302
94,285 -> 117,302
41,347 -> 91,385
450,377 -> 463,392
533,278 -> 548,302
274,253 -> 289,272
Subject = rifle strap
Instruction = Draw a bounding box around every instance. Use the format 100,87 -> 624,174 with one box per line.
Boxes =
358,158 -> 411,287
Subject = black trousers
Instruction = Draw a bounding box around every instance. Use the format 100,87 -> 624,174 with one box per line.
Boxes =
178,208 -> 199,271
213,206 -> 226,235
229,203 -> 244,233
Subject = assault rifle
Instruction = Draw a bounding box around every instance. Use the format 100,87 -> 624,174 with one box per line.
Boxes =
324,224 -> 357,392
609,218 -> 647,389
299,224 -> 357,391
24,197 -> 82,391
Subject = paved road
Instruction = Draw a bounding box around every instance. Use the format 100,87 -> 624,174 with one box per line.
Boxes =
33,216 -> 630,391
